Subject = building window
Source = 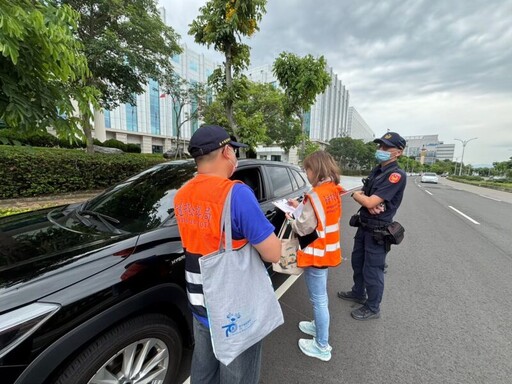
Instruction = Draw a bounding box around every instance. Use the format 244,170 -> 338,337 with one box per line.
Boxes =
152,145 -> 163,154
149,79 -> 161,135
126,98 -> 137,132
260,155 -> 267,160
172,54 -> 180,63
271,155 -> 281,162
189,59 -> 198,72
191,97 -> 198,133
303,111 -> 311,136
104,110 -> 111,128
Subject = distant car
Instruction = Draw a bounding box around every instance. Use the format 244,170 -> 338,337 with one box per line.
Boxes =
0,159 -> 309,384
421,172 -> 439,183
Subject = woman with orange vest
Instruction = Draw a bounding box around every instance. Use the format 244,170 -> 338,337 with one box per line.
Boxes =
286,150 -> 343,361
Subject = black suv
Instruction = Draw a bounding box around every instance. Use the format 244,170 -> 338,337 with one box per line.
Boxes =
0,159 -> 309,384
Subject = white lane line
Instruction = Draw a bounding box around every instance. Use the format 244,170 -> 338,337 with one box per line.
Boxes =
479,194 -> 501,202
275,273 -> 302,299
182,273 -> 302,384
448,206 -> 480,224
424,190 -> 433,196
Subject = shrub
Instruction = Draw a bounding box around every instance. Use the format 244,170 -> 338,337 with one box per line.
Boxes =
0,146 -> 166,198
102,138 -> 127,151
0,129 -> 60,147
126,143 -> 142,153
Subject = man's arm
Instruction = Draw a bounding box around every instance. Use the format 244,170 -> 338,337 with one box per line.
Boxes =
352,190 -> 384,209
253,233 -> 281,263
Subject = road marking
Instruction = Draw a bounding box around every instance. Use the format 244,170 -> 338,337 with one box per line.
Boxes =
424,190 -> 433,195
448,206 -> 480,225
479,194 -> 501,202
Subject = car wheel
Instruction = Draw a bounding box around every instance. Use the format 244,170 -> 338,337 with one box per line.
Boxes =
54,314 -> 182,384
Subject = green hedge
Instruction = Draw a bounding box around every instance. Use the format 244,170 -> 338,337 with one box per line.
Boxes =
0,146 -> 166,198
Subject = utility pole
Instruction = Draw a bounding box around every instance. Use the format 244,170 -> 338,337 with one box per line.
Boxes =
454,138 -> 478,176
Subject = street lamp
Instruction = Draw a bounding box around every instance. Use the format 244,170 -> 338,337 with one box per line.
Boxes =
454,137 -> 478,176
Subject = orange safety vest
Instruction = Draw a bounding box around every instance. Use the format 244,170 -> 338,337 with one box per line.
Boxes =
297,182 -> 343,268
174,174 -> 246,319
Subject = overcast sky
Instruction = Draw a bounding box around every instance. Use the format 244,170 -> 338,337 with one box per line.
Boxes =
160,0 -> 512,166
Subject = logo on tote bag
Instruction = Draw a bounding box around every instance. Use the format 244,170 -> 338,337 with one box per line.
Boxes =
222,312 -> 255,337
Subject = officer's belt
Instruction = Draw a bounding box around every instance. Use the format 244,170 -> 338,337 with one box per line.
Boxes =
359,217 -> 390,230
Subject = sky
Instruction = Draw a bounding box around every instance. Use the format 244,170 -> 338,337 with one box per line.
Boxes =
160,0 -> 512,166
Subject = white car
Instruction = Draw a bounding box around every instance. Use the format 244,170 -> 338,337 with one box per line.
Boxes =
421,172 -> 439,184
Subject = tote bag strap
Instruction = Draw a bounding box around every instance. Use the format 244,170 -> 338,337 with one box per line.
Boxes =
219,186 -> 234,252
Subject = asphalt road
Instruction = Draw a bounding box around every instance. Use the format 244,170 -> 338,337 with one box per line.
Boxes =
258,177 -> 512,384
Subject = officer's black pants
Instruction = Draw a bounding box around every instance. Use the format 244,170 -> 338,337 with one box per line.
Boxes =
351,227 -> 387,313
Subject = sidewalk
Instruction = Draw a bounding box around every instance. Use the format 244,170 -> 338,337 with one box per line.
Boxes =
0,190 -> 103,210
439,177 -> 512,204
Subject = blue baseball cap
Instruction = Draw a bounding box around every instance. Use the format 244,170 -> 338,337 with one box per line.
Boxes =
374,132 -> 406,150
188,125 -> 247,158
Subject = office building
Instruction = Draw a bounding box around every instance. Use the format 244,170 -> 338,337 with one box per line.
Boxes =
347,107 -> 374,142
403,135 -> 455,164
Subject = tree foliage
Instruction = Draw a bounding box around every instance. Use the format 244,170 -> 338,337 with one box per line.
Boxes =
189,0 -> 267,134
272,52 -> 331,157
63,0 -> 182,151
202,79 -> 301,152
328,137 -> 375,171
0,0 -> 98,140
160,74 -> 207,158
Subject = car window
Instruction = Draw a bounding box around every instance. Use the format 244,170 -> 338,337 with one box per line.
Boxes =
290,169 -> 306,190
232,167 -> 264,201
85,162 -> 196,232
267,166 -> 294,197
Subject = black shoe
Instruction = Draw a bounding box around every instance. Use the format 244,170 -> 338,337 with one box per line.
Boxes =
337,291 -> 367,304
351,305 -> 381,321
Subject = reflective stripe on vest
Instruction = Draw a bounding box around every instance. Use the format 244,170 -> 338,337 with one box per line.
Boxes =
297,183 -> 343,268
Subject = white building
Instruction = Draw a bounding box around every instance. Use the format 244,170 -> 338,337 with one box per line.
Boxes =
347,107 -> 374,142
93,45 -> 219,154
403,135 -> 455,164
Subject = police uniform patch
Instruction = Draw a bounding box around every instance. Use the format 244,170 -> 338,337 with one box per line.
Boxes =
388,173 -> 401,183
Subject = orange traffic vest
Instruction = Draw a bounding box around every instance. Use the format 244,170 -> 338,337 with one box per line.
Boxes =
297,182 -> 343,268
174,174 -> 246,319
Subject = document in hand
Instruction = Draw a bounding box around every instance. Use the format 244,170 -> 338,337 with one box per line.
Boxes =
272,199 -> 304,219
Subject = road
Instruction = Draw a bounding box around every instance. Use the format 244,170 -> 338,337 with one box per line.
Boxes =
258,177 -> 512,384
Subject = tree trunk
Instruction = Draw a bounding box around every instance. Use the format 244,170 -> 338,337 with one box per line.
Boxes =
83,115 -> 94,154
225,44 -> 237,135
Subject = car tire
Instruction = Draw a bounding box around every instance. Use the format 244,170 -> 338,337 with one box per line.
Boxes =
54,313 -> 182,384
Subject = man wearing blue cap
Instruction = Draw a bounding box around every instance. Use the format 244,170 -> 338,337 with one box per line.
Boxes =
338,132 -> 407,320
175,125 -> 281,383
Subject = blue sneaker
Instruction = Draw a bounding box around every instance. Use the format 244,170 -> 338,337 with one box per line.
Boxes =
298,338 -> 332,361
298,320 -> 316,337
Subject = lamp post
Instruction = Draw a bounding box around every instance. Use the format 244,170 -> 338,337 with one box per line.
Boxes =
454,138 -> 478,176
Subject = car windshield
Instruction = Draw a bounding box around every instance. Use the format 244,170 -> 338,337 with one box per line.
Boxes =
83,161 -> 197,233
424,173 -> 437,176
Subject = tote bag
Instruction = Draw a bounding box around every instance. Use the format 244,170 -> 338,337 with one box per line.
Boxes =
199,187 -> 284,366
272,221 -> 302,275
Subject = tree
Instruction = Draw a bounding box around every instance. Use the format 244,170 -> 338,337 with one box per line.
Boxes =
189,0 -> 267,134
0,0 -> 98,140
272,52 -> 331,160
202,79 -> 301,152
160,73 -> 207,158
64,0 -> 182,152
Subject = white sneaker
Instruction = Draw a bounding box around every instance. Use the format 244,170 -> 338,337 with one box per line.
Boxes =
298,338 -> 332,362
298,320 -> 316,337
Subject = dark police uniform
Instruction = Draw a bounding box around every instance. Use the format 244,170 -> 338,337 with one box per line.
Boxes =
350,161 -> 406,314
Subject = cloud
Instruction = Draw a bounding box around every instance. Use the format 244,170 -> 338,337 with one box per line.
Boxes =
160,0 -> 512,164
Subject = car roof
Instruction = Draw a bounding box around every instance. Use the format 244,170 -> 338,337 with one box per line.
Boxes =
161,158 -> 303,171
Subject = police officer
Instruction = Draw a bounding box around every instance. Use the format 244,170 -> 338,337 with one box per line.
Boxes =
338,132 -> 407,320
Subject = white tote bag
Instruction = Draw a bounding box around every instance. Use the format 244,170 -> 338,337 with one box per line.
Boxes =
199,187 -> 284,366
272,221 -> 303,275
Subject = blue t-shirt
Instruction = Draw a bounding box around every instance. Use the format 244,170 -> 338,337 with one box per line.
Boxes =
194,183 -> 275,327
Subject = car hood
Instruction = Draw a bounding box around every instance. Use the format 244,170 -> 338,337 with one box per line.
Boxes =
0,205 -> 136,311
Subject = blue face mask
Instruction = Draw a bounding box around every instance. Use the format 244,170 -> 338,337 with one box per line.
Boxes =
375,149 -> 392,163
